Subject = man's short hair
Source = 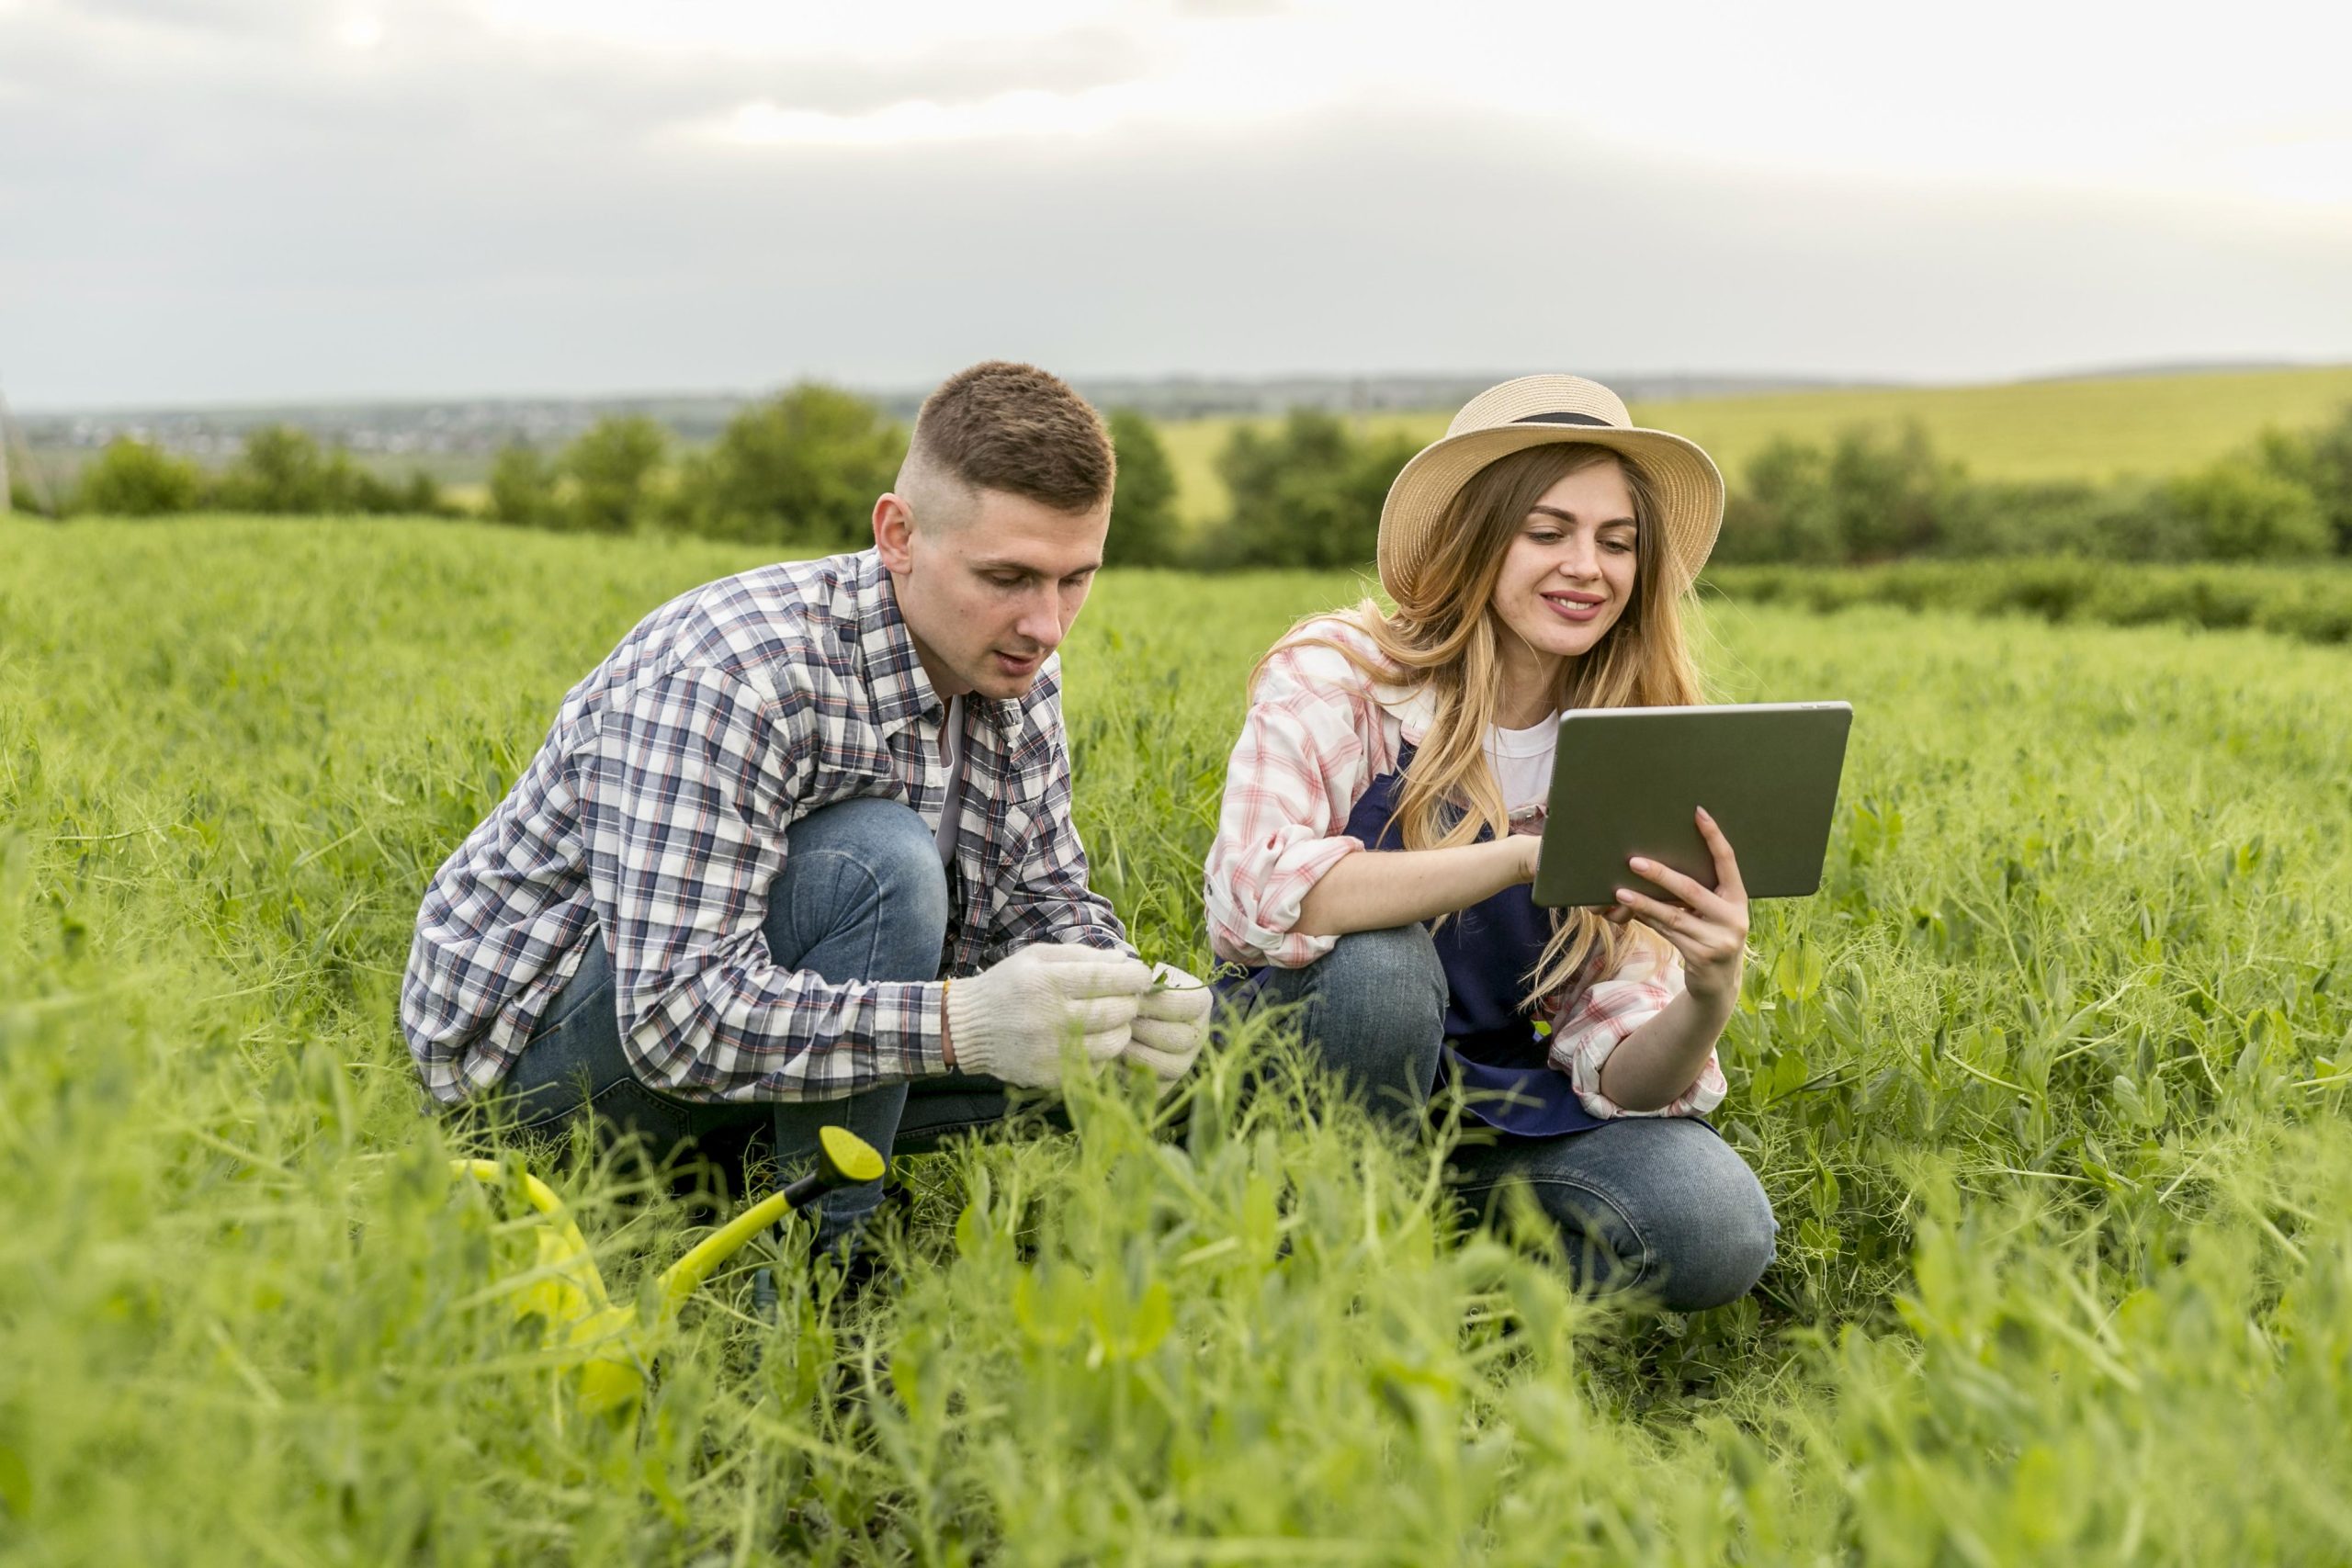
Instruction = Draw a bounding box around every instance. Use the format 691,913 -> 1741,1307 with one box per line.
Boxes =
900,361 -> 1115,514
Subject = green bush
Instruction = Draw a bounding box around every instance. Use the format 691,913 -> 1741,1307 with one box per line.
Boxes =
9,473 -> 52,516
559,417 -> 667,534
1103,409 -> 1180,568
395,470 -> 449,517
212,425 -> 338,513
2165,459 -> 2330,560
1198,411 -> 1417,570
73,437 -> 201,517
1718,437 -> 1841,564
1716,423 -> 1961,564
1937,477 -> 2198,560
486,444 -> 554,526
206,425 -> 435,516
2252,404 -> 2352,554
2253,581 -> 2352,642
1826,423 -> 1959,558
1708,412 -> 2352,568
667,384 -> 902,547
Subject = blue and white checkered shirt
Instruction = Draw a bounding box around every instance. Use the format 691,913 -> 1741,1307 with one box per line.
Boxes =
400,548 -> 1130,1108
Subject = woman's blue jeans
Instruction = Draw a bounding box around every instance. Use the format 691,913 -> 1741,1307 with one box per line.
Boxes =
495,797 -> 1001,1249
1242,925 -> 1779,1312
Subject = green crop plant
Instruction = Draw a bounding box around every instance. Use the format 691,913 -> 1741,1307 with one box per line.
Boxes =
3,518 -> 2349,1562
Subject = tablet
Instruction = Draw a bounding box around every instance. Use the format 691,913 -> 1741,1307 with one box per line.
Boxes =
1531,701 -> 1853,908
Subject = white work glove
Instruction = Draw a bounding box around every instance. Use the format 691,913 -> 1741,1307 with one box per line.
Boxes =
1122,961 -> 1214,1082
944,943 -> 1153,1090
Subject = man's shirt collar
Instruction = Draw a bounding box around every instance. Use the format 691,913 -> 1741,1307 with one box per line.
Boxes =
849,550 -> 1027,739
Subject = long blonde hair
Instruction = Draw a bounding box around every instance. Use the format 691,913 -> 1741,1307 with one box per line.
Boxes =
1263,443 -> 1706,1006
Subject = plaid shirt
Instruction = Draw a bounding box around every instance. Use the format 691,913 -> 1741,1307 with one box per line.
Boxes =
1204,615 -> 1724,1121
401,548 -> 1130,1108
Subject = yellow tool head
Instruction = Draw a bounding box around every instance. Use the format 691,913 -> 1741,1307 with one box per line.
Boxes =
820,1124 -> 887,1186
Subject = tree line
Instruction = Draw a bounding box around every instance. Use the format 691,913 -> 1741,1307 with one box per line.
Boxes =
22,386 -> 1188,570
32,425 -> 458,521
1192,404 -> 2352,568
1713,414 -> 2352,564
24,387 -> 2352,569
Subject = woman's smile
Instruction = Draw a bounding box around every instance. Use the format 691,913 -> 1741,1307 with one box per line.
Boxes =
1542,587 -> 1609,624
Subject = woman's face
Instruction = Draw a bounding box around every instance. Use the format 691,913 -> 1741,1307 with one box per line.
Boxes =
1488,457 -> 1641,665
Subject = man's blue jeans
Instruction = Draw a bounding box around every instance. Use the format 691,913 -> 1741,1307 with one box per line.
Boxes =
1243,925 -> 1779,1312
496,797 -> 1002,1247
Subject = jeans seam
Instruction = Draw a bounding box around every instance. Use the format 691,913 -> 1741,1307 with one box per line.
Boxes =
1454,1172 -> 1654,1291
786,848 -> 891,977
537,972 -> 608,1039
514,1070 -> 663,1134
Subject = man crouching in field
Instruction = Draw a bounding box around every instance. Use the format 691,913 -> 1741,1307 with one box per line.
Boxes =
399,361 -> 1212,1253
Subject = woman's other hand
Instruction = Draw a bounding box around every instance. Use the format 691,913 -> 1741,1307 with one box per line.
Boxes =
1610,807 -> 1749,1009
1507,808 -> 1544,886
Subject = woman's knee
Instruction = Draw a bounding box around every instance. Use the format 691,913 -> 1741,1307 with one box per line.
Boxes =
1617,1122 -> 1777,1311
1281,926 -> 1448,1114
1316,924 -> 1445,1025
1498,1119 -> 1777,1311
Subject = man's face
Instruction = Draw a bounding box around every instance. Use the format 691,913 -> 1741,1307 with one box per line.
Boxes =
875,486 -> 1110,701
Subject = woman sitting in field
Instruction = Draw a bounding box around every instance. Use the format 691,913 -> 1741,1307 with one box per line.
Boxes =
1204,376 -> 1776,1312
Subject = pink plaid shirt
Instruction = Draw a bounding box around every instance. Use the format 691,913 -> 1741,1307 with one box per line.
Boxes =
1204,616 -> 1725,1121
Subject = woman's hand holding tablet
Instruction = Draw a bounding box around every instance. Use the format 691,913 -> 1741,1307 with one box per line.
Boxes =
1608,806 -> 1750,1007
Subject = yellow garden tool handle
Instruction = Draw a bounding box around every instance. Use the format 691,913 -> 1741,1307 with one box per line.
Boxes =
449,1157 -> 612,1314
658,1125 -> 886,1318
448,1126 -> 885,1419
451,1125 -> 885,1330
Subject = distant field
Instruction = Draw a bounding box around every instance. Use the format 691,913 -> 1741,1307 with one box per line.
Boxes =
1156,363 -> 2352,527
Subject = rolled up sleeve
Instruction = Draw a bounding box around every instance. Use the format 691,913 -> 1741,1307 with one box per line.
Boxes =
1547,941 -> 1727,1120
1204,637 -> 1392,969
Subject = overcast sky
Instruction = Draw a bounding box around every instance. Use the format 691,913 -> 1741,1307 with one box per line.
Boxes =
5,0 -> 2349,410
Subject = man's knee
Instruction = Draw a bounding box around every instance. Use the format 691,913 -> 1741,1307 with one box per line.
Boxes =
771,798 -> 949,977
787,798 -> 943,895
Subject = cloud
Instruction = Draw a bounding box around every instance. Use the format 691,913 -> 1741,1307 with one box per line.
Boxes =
2,0 -> 2348,407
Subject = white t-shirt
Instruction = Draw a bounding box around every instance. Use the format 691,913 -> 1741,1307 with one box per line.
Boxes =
934,695 -> 966,864
1484,714 -> 1557,820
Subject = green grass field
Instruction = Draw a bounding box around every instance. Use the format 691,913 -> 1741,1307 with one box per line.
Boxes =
1158,364 -> 2352,526
6,519 -> 2352,1562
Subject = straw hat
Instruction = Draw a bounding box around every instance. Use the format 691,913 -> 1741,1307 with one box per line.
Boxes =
1375,375 -> 1724,598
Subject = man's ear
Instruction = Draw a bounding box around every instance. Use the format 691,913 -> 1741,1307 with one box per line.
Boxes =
873,493 -> 915,573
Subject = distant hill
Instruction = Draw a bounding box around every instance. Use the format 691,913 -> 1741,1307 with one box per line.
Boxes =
2016,358 -> 2310,384
15,371 -> 1874,462
1635,363 -> 2352,486
1053,372 -> 1879,422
